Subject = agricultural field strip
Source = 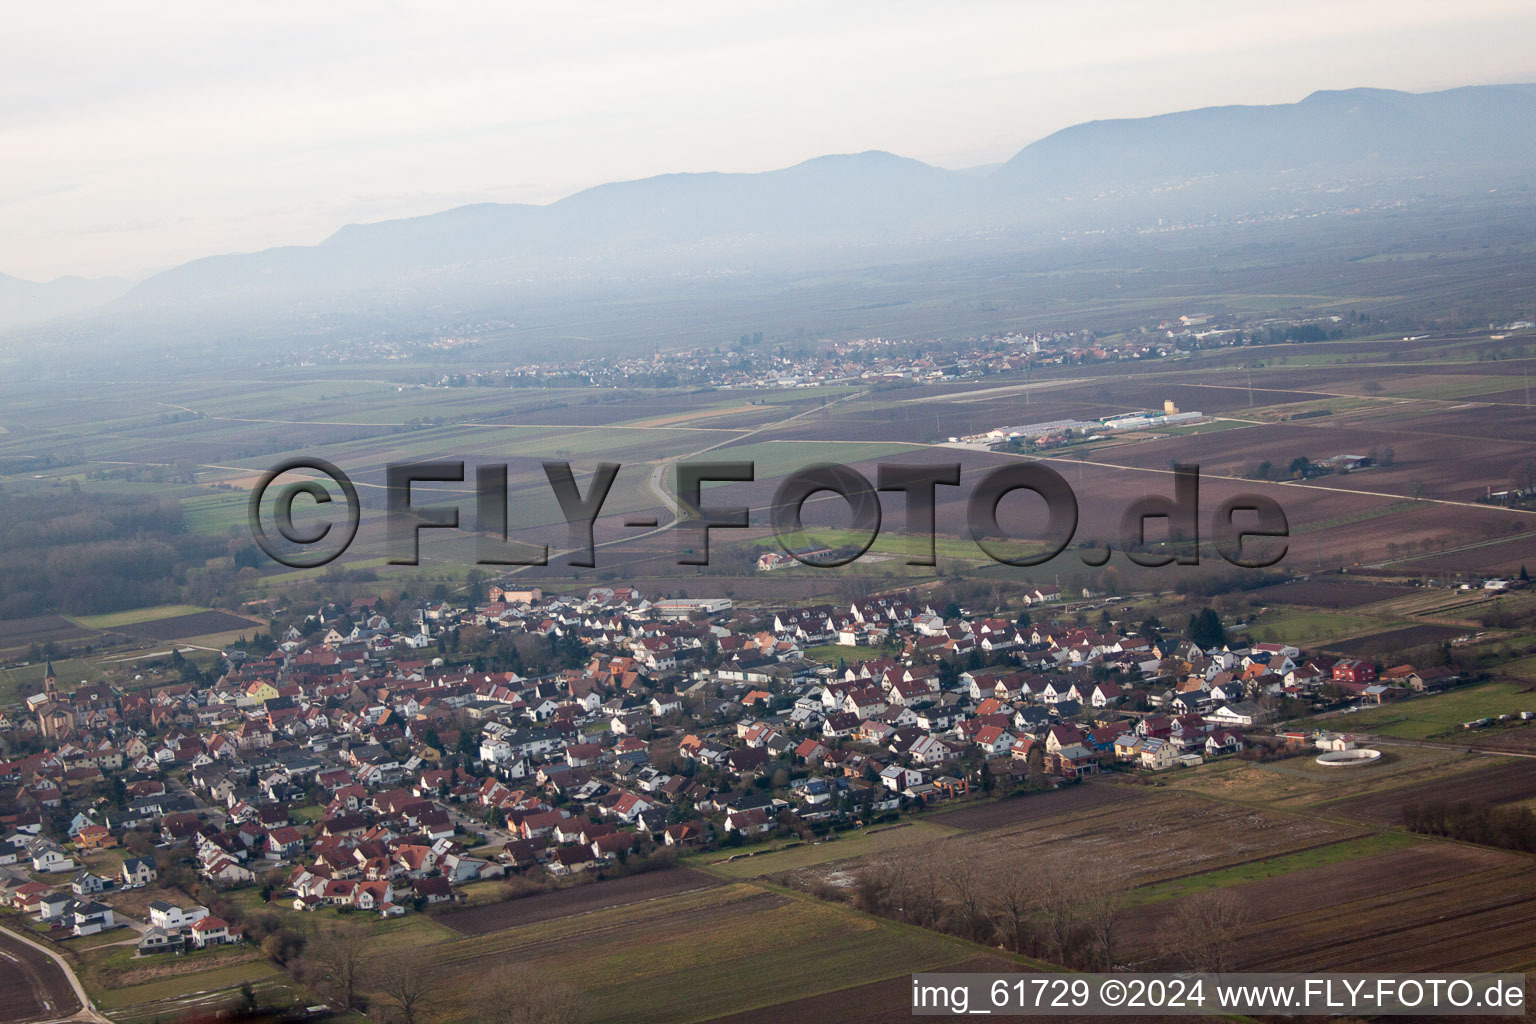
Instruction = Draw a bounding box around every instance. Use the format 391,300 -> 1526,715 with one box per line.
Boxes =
1249,612 -> 1405,646
415,881 -> 989,1024
910,440 -> 1536,520
1315,757 -> 1536,821
1124,832 -> 1421,907
207,415 -> 1509,573
699,955 -> 1037,1024
1111,842 -> 1536,972
737,783 -> 1536,982
1234,868 -> 1536,973
773,789 -> 1378,908
956,794 -> 1368,885
1308,412 -> 1536,448
114,390 -> 870,567
24,371 -> 1536,527
89,959 -> 283,1013
1325,685 -> 1536,741
693,821 -> 964,879
432,881 -> 768,954
53,423 -> 724,486
1379,529 -> 1536,569
483,390 -> 876,575
1287,500 -> 1424,537
1285,752 -> 1499,809
1015,773 -> 1536,973
437,867 -> 725,935
0,925 -> 82,1023
1325,623 -> 1469,654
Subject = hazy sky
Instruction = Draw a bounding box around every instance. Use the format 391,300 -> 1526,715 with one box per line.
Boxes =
4,0 -> 1535,282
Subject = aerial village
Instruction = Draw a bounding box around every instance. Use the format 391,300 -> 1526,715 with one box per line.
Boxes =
0,581 -> 1477,950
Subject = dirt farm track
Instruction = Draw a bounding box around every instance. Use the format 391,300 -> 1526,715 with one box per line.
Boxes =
0,927 -> 81,1024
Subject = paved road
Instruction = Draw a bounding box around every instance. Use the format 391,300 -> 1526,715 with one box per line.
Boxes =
0,926 -> 103,1024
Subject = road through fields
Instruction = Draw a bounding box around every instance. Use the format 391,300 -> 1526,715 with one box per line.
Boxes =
0,926 -> 85,1024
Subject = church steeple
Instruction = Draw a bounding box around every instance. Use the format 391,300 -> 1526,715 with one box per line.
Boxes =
44,659 -> 57,695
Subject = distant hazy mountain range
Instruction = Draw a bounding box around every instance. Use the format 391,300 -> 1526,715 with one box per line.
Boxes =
0,273 -> 130,331
6,83 -> 1535,334
992,84 -> 1536,188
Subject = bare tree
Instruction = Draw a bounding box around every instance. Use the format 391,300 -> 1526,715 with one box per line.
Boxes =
1034,855 -> 1084,963
863,850 -> 920,920
990,859 -> 1040,954
469,964 -> 587,1024
312,926 -> 367,1011
373,947 -> 436,1024
1256,687 -> 1282,719
940,848 -> 994,944
853,857 -> 895,915
877,845 -> 935,928
1075,863 -> 1131,971
1160,889 -> 1249,973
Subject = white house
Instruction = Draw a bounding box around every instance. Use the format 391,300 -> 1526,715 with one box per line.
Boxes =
1138,737 -> 1178,772
63,899 -> 115,936
723,807 -> 774,835
148,901 -> 208,931
880,765 -> 925,792
1210,702 -> 1266,727
189,915 -> 237,948
27,839 -> 75,874
121,857 -> 157,887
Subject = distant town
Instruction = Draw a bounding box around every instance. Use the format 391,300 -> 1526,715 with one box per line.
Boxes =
260,311 -> 1396,384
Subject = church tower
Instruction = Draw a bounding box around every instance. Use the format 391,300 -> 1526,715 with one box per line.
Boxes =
37,659 -> 72,740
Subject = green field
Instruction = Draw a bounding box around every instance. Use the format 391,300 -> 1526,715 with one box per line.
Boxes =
1338,681 -> 1536,739
1504,656 -> 1536,680
73,604 -> 207,629
758,525 -> 1012,568
0,657 -> 108,704
707,439 -> 924,482
1245,395 -> 1382,421
1159,743 -> 1488,810
1385,374 -> 1511,399
421,882 -> 990,1024
799,642 -> 902,664
1247,610 -> 1385,645
1151,418 -> 1258,437
1288,499 -> 1424,539
1127,832 -> 1418,906
219,888 -> 459,950
84,947 -> 281,1012
180,491 -> 253,534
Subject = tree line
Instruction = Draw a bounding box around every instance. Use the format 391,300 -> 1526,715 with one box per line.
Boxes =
1403,799 -> 1536,854
845,842 -> 1247,973
0,487 -> 231,616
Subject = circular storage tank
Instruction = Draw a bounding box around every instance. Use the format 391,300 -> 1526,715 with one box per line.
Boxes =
1315,748 -> 1382,767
